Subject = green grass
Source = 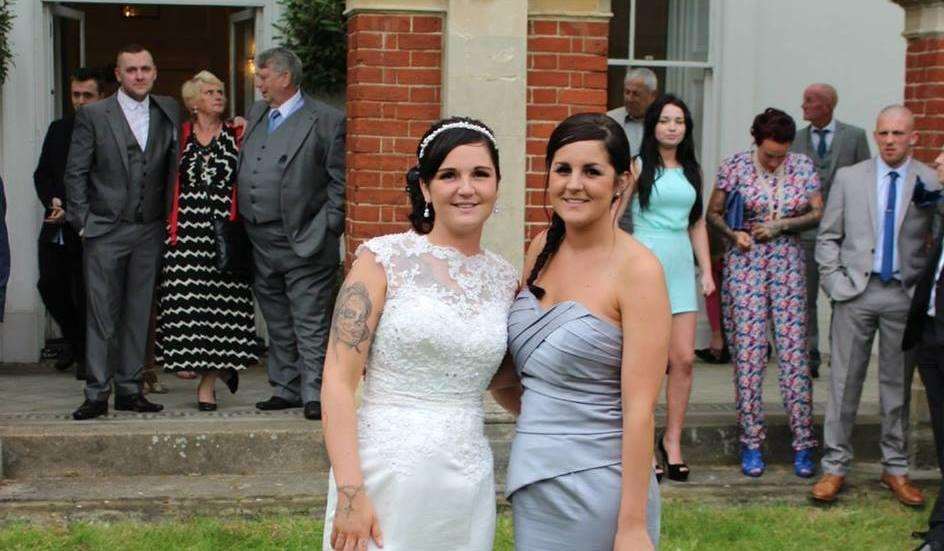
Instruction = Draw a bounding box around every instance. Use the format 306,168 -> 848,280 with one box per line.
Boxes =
0,494 -> 930,550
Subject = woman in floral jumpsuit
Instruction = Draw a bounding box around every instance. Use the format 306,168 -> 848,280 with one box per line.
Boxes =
707,108 -> 824,478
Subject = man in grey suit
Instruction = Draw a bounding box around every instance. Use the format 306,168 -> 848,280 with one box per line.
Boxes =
239,47 -> 345,421
65,45 -> 179,420
812,106 -> 940,506
606,67 -> 658,158
791,83 -> 871,378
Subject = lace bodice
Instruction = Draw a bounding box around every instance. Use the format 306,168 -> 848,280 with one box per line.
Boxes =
355,231 -> 518,477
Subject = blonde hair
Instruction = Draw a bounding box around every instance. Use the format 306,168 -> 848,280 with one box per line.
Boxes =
181,70 -> 225,112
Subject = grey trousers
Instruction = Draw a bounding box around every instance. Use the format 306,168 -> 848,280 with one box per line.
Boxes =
821,277 -> 912,476
246,221 -> 338,404
82,221 -> 163,401
801,238 -> 821,367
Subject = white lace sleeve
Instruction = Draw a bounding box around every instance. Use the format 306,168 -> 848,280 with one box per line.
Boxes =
355,233 -> 403,294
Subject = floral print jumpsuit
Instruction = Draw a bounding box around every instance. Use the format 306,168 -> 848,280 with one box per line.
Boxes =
717,150 -> 820,452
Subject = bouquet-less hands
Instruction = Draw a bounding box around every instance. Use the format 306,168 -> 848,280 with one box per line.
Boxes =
699,269 -> 715,297
614,526 -> 655,551
331,485 -> 384,550
750,220 -> 783,243
45,197 -> 66,224
732,231 -> 754,252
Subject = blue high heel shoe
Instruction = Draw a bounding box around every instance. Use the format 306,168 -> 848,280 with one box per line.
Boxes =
740,447 -> 765,477
793,449 -> 815,478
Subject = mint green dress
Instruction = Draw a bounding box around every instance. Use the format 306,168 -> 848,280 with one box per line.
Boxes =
630,167 -> 698,314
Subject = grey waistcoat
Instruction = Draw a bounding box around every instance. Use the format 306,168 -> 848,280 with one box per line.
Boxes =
238,110 -> 308,224
118,101 -> 173,223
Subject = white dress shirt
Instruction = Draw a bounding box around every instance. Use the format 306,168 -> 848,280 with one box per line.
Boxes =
117,88 -> 150,151
872,156 -> 911,276
929,243 -> 944,316
269,89 -> 304,122
811,118 -> 837,153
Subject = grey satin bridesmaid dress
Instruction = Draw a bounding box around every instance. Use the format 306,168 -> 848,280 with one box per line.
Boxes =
506,289 -> 661,550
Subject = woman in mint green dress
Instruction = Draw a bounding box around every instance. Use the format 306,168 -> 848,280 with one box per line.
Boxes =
620,94 -> 713,482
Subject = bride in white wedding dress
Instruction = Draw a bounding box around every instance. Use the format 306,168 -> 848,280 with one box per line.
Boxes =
321,117 -> 519,551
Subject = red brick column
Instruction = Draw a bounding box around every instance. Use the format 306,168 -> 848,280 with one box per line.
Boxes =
345,12 -> 443,262
905,36 -> 944,164
524,19 -> 609,245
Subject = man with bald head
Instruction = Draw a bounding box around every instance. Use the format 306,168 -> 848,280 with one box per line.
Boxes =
812,105 -> 940,506
791,84 -> 871,378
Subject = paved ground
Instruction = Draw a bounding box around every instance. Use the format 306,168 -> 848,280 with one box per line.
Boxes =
0,355 -> 880,423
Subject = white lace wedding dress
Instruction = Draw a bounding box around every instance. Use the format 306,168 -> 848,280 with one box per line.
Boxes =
322,231 -> 518,551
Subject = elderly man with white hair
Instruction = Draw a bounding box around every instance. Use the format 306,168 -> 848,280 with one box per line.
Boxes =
238,47 -> 347,420
606,67 -> 659,157
790,83 -> 871,379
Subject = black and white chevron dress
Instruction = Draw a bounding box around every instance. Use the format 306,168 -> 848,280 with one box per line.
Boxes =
155,126 -> 258,372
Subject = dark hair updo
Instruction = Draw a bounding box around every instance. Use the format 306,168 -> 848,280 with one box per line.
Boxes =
526,113 -> 630,299
405,116 -> 501,234
751,108 -> 796,146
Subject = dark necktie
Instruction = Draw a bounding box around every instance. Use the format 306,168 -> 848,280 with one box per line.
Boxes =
814,129 -> 830,158
880,171 -> 899,283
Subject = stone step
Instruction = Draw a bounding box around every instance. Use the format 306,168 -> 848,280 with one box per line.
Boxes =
0,409 -> 929,480
1,465 -> 938,523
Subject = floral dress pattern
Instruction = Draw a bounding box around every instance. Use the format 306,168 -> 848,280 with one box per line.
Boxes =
717,150 -> 820,451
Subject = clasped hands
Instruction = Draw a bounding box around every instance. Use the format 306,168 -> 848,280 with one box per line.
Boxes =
45,197 -> 66,224
733,220 -> 784,251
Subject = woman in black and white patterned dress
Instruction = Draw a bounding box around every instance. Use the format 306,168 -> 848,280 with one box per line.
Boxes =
156,70 -> 257,410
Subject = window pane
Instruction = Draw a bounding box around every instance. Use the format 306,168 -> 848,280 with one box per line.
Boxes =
609,0 -> 630,59
622,0 -> 710,63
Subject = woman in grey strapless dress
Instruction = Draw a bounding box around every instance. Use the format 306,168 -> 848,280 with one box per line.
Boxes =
502,114 -> 669,551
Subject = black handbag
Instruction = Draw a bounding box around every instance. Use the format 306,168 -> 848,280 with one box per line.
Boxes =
214,185 -> 252,278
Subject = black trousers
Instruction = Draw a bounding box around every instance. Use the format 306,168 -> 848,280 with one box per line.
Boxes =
37,239 -> 85,355
916,320 -> 944,528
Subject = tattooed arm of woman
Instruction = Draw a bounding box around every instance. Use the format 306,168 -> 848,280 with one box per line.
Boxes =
322,252 -> 388,550
706,187 -> 753,252
752,191 -> 824,242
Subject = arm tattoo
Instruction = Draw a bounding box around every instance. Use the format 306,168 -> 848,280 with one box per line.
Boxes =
331,281 -> 372,356
337,484 -> 365,518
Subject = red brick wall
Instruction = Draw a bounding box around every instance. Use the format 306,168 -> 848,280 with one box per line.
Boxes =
905,36 -> 944,164
525,19 -> 609,245
345,13 -> 443,261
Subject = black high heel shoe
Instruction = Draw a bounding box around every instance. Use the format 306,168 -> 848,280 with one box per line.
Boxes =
198,391 -> 217,412
655,463 -> 664,484
658,436 -> 690,482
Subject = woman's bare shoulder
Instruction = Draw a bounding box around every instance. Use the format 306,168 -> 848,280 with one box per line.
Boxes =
613,231 -> 664,285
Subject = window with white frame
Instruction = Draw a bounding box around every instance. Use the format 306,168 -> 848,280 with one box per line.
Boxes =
608,0 -> 713,155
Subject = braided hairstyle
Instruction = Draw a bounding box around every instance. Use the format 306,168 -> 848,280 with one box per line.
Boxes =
526,113 -> 631,299
636,94 -> 704,227
405,117 -> 501,234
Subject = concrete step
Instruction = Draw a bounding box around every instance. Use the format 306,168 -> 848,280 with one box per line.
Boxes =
0,465 -> 938,523
0,409 -> 931,480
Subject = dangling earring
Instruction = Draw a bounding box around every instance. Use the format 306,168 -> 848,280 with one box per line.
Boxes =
492,204 -> 501,215
423,202 -> 431,218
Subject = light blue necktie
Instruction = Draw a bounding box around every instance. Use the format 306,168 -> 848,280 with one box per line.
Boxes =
880,171 -> 899,283
267,109 -> 282,134
814,129 -> 829,158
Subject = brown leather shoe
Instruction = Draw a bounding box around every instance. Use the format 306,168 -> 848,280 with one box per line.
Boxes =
811,473 -> 845,503
880,472 -> 925,507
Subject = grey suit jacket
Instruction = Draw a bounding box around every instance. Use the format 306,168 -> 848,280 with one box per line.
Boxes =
815,157 -> 941,302
239,94 -> 346,259
790,120 -> 871,199
64,94 -> 180,237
